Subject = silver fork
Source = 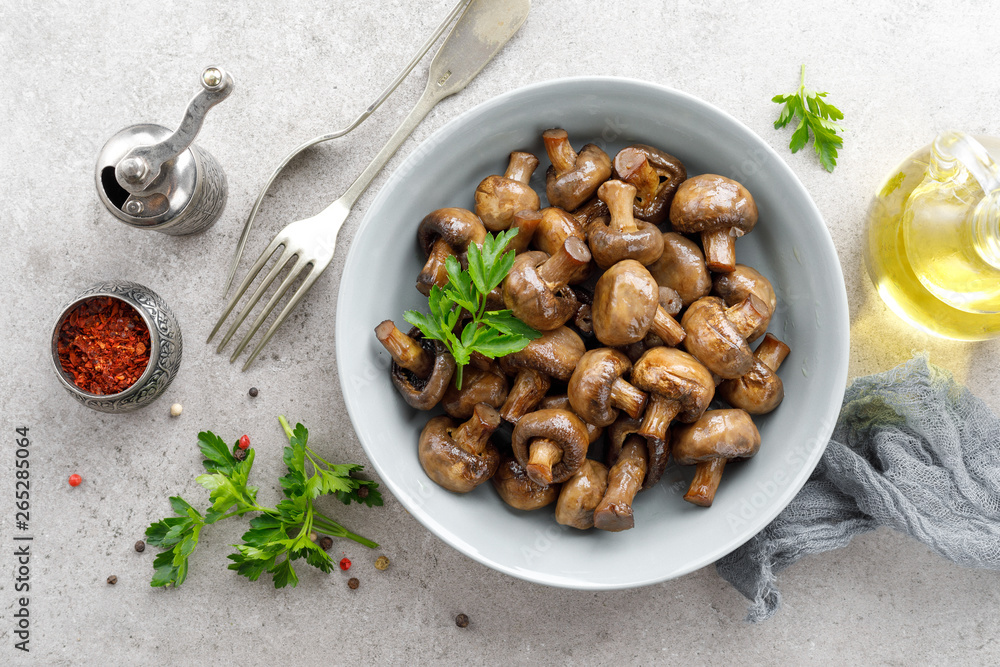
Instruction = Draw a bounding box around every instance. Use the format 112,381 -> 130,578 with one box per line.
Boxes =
208,0 -> 531,370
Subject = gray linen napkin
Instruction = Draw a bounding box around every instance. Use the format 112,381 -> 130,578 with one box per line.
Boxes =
716,355 -> 1000,622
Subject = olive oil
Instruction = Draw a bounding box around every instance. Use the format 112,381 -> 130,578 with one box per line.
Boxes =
865,132 -> 1000,340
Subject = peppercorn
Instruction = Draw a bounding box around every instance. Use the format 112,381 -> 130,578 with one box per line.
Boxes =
374,555 -> 390,571
248,387 -> 259,397
347,578 -> 359,590
238,434 -> 250,450
339,557 -> 352,571
319,536 -> 333,551
308,531 -> 318,543
170,403 -> 183,417
107,575 -> 118,585
68,474 -> 82,487
134,540 -> 145,553
233,447 -> 247,461
357,486 -> 369,499
455,613 -> 469,628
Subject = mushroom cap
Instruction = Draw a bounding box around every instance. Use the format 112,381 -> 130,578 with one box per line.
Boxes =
533,207 -> 591,284
669,174 -> 758,235
631,347 -> 715,423
417,208 -> 487,256
440,364 -> 509,419
474,153 -> 541,233
646,232 -> 712,307
390,328 -> 457,410
672,409 -> 761,464
511,408 -> 590,484
500,326 -> 585,382
543,129 -> 613,211
586,216 -> 664,269
717,359 -> 784,415
418,413 -> 501,493
568,348 -> 632,427
492,455 -> 560,510
712,264 -> 776,342
502,250 -> 580,331
592,259 -> 658,347
537,394 -> 603,443
554,459 -> 609,529
583,180 -> 664,269
612,144 -> 687,224
572,196 -> 609,227
681,296 -> 754,379
606,415 -> 670,489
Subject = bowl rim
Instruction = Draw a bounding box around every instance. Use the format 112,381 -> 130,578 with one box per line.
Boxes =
336,75 -> 850,589
50,289 -> 159,399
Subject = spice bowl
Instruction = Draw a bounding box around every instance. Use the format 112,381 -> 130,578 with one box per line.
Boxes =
51,280 -> 182,413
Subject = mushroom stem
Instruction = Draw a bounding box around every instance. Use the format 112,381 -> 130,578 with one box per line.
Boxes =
755,333 -> 790,372
594,435 -> 648,532
504,151 -> 540,184
684,457 -> 727,507
574,302 -> 593,335
638,394 -> 681,440
650,307 -> 686,346
452,404 -> 502,456
555,459 -> 609,530
701,228 -> 737,273
536,237 -> 592,289
508,209 -> 542,254
725,294 -> 769,340
500,369 -> 551,423
417,238 -> 454,296
610,377 -> 648,419
615,150 -> 660,205
526,437 -> 563,485
599,180 -> 639,233
375,320 -> 434,378
542,129 -> 578,176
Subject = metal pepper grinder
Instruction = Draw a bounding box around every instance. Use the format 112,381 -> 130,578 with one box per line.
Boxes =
95,67 -> 234,235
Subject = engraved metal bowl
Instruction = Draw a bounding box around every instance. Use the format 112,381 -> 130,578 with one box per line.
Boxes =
50,280 -> 183,413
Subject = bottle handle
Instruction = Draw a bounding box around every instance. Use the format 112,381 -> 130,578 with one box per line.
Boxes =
931,130 -> 1000,194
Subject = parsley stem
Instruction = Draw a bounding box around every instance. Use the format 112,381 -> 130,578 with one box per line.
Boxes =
305,447 -> 335,469
312,514 -> 379,549
278,414 -> 294,440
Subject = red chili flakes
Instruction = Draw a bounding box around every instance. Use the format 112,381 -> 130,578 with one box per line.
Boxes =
57,296 -> 151,395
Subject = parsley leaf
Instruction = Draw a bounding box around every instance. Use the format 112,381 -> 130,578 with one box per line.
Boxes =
145,416 -> 381,589
772,65 -> 845,172
403,229 -> 542,388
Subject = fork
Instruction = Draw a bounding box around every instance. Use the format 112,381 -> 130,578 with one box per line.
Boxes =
208,0 -> 531,369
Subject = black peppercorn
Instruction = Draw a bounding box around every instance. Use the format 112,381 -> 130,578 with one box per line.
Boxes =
249,387 -> 259,397
319,536 -> 333,551
134,540 -> 145,553
107,575 -> 118,585
455,613 -> 469,628
357,486 -> 369,499
347,577 -> 360,590
233,447 -> 247,461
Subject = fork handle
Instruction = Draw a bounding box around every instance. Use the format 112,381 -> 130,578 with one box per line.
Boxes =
331,81 -> 452,215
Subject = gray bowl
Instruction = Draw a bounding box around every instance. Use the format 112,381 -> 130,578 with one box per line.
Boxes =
51,280 -> 182,413
337,77 -> 850,589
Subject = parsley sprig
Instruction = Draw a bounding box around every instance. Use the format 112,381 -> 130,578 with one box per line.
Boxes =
772,65 -> 845,172
145,416 -> 381,589
404,229 -> 541,388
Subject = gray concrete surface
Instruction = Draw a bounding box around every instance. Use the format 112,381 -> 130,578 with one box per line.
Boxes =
2,0 -> 999,663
